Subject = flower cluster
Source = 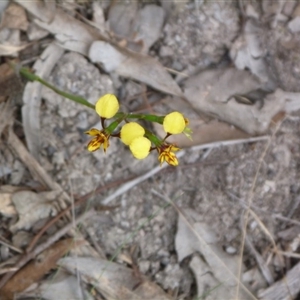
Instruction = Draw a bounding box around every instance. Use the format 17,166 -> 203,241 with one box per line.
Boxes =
85,94 -> 191,166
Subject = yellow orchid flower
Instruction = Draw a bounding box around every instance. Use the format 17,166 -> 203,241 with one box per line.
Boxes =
158,144 -> 180,166
129,136 -> 151,159
85,128 -> 109,152
95,94 -> 119,119
163,111 -> 187,134
120,122 -> 145,145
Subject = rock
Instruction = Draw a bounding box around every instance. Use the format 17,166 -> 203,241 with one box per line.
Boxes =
27,23 -> 49,41
288,16 -> 300,33
133,5 -> 165,53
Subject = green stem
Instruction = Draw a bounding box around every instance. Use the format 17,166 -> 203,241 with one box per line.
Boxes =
105,117 -> 126,134
11,63 -> 168,126
144,130 -> 163,147
115,112 -> 165,124
14,64 -> 95,110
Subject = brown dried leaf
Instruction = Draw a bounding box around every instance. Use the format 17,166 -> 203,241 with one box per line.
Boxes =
22,270 -> 91,300
154,118 -> 249,148
10,190 -> 59,232
230,18 -> 274,88
175,209 -> 250,299
0,62 -> 22,97
15,1 -> 97,55
0,238 -> 77,299
0,43 -> 27,56
0,192 -> 16,217
59,257 -> 171,300
22,42 -> 64,159
89,41 -> 183,97
108,2 -> 138,39
14,0 -> 56,23
183,68 -> 285,134
132,4 -> 165,53
258,262 -> 300,300
1,3 -> 29,31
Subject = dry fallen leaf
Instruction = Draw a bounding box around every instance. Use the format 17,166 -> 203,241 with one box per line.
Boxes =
189,255 -> 229,300
15,1 -> 98,55
132,4 -> 165,53
230,18 -> 275,89
0,192 -> 16,217
183,68 -> 286,134
14,0 -> 56,24
22,270 -> 92,300
0,43 -> 27,56
10,190 -> 59,232
22,42 -> 64,159
0,61 -> 22,96
258,262 -> 300,300
89,41 -> 183,97
108,1 -> 138,39
59,257 -> 171,300
154,118 -> 249,148
0,238 -> 78,300
175,209 -> 250,299
1,3 -> 29,31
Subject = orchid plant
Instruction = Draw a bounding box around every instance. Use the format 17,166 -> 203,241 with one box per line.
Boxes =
16,66 -> 192,166
85,94 -> 191,166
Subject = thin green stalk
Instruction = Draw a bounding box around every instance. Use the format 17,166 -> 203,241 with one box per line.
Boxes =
12,63 -> 167,123
115,112 -> 165,124
144,129 -> 163,147
14,64 -> 95,110
105,116 -> 126,134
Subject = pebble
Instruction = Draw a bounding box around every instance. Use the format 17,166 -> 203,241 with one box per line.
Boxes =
288,16 -> 300,33
225,246 -> 237,254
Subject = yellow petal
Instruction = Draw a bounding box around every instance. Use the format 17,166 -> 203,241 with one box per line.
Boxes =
165,152 -> 179,166
120,122 -> 145,146
95,94 -> 119,119
163,112 -> 186,134
87,137 -> 102,152
129,137 -> 151,159
85,128 -> 102,136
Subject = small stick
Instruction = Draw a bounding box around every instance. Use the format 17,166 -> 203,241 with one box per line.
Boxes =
0,209 -> 96,289
26,176 -> 136,253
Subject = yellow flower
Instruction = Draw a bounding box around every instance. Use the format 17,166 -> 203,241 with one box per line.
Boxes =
95,94 -> 119,119
129,137 -> 151,159
163,112 -> 187,134
158,144 -> 180,166
120,122 -> 145,146
85,128 -> 109,152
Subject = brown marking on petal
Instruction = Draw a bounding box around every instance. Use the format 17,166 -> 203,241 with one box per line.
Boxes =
165,152 -> 178,166
87,138 -> 101,151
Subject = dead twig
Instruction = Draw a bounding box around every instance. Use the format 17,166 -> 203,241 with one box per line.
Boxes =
151,189 -> 257,300
258,262 -> 300,300
236,118 -> 286,299
102,136 -> 269,205
0,209 -> 96,289
26,176 -> 135,253
241,218 -> 274,285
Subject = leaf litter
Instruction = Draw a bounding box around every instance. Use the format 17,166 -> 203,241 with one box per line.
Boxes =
1,1 -> 300,299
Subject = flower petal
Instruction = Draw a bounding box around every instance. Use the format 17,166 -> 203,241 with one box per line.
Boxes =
120,122 -> 145,146
85,129 -> 110,152
163,112 -> 186,134
87,137 -> 102,152
129,137 -> 151,159
95,94 -> 119,119
85,128 -> 102,136
165,152 -> 179,166
158,144 -> 180,166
